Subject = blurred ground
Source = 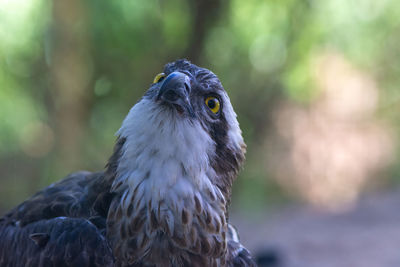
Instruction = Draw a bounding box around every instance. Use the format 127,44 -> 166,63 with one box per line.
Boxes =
232,189 -> 400,267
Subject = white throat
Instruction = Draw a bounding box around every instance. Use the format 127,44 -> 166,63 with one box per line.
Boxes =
112,98 -> 224,216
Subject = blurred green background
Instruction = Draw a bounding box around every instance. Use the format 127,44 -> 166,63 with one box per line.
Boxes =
1,0 -> 400,215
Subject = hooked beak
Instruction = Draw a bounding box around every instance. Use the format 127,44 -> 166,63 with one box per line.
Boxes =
157,72 -> 195,118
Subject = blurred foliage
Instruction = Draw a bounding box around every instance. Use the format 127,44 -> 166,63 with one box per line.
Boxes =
1,0 -> 400,214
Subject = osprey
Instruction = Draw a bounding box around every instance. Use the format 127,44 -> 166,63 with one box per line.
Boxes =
0,60 -> 255,267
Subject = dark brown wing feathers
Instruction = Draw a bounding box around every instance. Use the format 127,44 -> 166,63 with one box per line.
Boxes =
0,217 -> 114,267
0,171 -> 115,267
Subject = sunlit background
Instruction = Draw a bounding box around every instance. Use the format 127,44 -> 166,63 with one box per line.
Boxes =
1,0 -> 400,265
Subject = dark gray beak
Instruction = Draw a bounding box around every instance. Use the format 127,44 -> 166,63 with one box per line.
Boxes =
157,72 -> 195,117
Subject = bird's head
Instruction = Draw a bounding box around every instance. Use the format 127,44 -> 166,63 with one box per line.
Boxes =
147,60 -> 225,120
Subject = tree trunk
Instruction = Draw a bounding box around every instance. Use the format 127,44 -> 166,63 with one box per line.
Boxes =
185,0 -> 227,63
50,0 -> 92,172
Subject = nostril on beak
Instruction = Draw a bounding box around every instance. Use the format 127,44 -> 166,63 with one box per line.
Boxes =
184,82 -> 190,94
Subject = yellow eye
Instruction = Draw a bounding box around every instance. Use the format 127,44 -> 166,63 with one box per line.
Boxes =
205,96 -> 220,114
153,73 -> 166,84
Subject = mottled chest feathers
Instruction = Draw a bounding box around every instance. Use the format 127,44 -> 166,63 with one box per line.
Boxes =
107,177 -> 228,266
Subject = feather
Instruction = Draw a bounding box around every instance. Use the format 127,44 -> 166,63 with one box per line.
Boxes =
29,233 -> 49,247
0,217 -> 114,267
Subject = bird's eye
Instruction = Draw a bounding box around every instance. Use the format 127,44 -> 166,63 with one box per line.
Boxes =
153,73 -> 166,84
205,96 -> 220,114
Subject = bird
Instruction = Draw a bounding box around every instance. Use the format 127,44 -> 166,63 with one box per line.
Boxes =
0,59 -> 256,267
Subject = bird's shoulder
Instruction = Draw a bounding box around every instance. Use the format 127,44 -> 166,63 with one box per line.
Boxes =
0,171 -> 116,266
0,171 -> 112,227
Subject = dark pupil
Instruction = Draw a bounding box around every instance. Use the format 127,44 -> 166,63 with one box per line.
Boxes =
207,99 -> 216,109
